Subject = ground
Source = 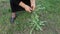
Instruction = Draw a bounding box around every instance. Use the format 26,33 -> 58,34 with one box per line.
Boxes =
0,0 -> 60,34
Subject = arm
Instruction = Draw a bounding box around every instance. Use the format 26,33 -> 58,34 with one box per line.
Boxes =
19,1 -> 27,9
30,0 -> 35,4
19,1 -> 32,12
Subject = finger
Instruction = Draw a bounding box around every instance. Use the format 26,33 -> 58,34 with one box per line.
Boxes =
28,10 -> 31,13
31,6 -> 32,8
27,8 -> 31,13
33,8 -> 35,10
29,7 -> 32,11
25,8 -> 31,13
31,6 -> 35,11
33,6 -> 35,10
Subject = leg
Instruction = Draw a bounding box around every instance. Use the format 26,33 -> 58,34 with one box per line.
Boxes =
11,12 -> 16,18
10,12 -> 16,23
10,0 -> 17,23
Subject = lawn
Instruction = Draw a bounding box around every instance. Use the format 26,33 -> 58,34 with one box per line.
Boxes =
0,0 -> 60,34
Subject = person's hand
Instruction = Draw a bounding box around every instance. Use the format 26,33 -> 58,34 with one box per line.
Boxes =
31,0 -> 36,11
31,3 -> 35,11
19,1 -> 32,13
24,5 -> 32,13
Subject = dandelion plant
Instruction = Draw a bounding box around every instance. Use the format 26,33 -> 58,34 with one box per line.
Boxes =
29,5 -> 46,34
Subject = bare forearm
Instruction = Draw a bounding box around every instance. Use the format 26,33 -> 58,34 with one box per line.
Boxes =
30,0 -> 35,4
19,1 -> 27,9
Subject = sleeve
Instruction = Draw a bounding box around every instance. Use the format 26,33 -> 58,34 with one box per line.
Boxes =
15,0 -> 22,5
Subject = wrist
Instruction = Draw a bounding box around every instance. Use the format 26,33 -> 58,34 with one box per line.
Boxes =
24,4 -> 27,7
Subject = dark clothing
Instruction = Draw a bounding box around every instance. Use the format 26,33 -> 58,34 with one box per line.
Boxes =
10,0 -> 31,12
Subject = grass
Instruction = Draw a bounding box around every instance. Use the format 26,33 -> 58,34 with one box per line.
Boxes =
0,0 -> 60,34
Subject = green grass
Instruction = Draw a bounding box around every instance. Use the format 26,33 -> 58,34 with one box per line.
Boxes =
0,0 -> 60,34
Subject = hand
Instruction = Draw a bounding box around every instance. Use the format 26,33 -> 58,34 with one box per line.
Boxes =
31,0 -> 36,11
24,5 -> 32,13
19,1 -> 32,13
31,3 -> 35,11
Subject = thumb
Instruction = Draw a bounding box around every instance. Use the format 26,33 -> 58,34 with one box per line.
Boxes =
29,7 -> 32,11
28,10 -> 31,13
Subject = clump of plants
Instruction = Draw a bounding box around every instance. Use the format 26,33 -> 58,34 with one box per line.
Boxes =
29,5 -> 46,34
